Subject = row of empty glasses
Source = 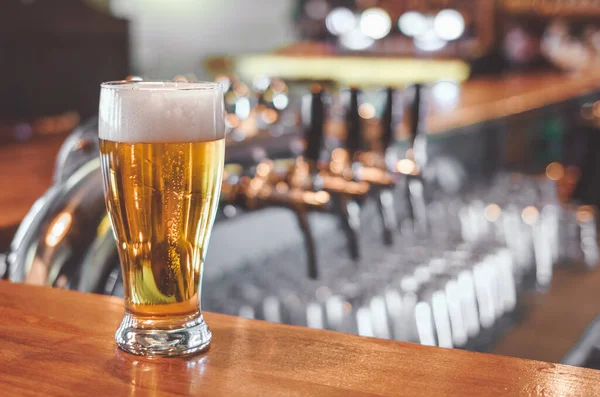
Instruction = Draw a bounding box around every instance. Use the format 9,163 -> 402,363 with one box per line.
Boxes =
203,170 -> 598,351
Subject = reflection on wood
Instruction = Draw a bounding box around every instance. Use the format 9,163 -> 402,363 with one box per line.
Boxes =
1,281 -> 600,397
0,137 -> 64,247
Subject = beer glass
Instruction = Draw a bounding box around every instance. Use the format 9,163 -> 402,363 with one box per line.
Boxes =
98,81 -> 225,356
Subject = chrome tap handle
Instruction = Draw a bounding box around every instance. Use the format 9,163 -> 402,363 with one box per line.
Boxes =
402,84 -> 429,234
345,87 -> 363,160
409,84 -> 422,146
303,84 -> 326,165
378,87 -> 400,245
381,87 -> 396,151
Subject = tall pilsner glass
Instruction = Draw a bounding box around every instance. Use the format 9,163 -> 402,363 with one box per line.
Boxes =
98,81 -> 225,356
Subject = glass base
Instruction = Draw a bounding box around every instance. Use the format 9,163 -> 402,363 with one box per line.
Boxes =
115,312 -> 212,357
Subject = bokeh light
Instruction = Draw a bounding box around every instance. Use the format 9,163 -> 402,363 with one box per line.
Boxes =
326,7 -> 356,36
359,8 -> 392,40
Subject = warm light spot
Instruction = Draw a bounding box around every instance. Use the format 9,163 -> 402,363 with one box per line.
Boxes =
270,79 -> 287,94
358,167 -> 385,182
302,191 -> 315,204
258,185 -> 272,199
521,206 -> 539,225
226,114 -> 240,129
275,181 -> 289,193
262,108 -> 278,124
45,212 -> 73,247
330,161 -> 344,174
233,82 -> 249,96
594,101 -> 600,118
314,191 -> 330,204
321,175 -> 345,191
577,206 -> 595,223
349,181 -> 369,195
55,275 -> 69,289
256,162 -> 271,177
546,162 -> 564,181
484,204 -> 501,222
358,103 -> 375,119
396,158 -> 417,175
250,178 -> 263,191
342,168 -> 354,180
360,152 -> 377,167
133,189 -> 140,210
331,148 -> 347,163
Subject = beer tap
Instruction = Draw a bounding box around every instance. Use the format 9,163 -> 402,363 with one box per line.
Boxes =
291,83 -> 369,272
221,84 -> 371,278
218,84 -> 333,279
348,87 -> 399,245
313,86 -> 369,261
398,83 -> 429,235
219,156 -> 329,280
275,84 -> 370,272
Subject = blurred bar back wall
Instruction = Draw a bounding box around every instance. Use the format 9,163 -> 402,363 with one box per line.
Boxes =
2,0 -> 600,371
0,0 -> 129,143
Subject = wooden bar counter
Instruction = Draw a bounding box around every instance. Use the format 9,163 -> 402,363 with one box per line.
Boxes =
1,281 -> 600,396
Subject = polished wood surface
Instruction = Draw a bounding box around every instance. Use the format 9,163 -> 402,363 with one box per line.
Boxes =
1,281 -> 599,396
0,137 -> 64,246
493,266 -> 600,364
428,72 -> 600,132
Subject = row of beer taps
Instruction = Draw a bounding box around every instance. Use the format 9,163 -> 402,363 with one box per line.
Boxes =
219,78 -> 429,280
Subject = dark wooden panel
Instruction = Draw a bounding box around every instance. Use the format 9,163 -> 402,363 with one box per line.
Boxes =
0,0 -> 129,123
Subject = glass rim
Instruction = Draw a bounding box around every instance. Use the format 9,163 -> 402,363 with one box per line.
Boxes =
100,80 -> 221,91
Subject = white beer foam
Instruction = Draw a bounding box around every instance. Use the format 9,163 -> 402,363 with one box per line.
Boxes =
99,82 -> 225,143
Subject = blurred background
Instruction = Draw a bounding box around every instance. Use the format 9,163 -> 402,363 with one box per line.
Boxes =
2,0 -> 600,370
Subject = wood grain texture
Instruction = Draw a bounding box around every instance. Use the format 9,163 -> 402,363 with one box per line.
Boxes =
0,137 -> 64,246
428,72 -> 600,133
1,281 -> 600,396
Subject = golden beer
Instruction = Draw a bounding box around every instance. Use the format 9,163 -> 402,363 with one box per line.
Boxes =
99,80 -> 225,356
100,139 -> 224,318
